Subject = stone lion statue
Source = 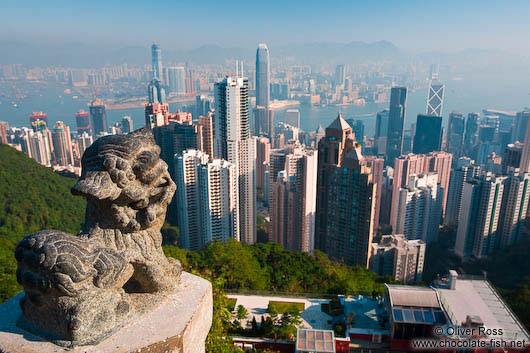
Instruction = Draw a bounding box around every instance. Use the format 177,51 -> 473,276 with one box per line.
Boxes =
15,128 -> 181,346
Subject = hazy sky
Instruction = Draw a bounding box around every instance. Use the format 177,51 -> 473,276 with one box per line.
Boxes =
2,0 -> 530,54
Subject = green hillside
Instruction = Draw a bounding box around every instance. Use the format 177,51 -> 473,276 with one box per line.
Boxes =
0,144 -> 86,301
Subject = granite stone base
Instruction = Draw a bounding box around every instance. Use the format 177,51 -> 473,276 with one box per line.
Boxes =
0,271 -> 212,353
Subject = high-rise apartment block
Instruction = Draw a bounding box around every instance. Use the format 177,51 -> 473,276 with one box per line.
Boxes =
175,150 -> 239,250
198,112 -> 214,160
393,173 -> 442,243
370,234 -> 426,283
256,137 -> 270,190
391,152 -> 452,227
444,159 -> 481,226
269,146 -> 318,252
455,173 -> 506,258
51,121 -> 74,167
315,114 -> 376,267
214,76 -> 257,244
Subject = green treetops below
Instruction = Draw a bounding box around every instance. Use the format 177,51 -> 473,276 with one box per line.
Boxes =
0,144 -> 87,301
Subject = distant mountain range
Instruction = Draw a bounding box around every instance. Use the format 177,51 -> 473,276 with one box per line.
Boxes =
0,40 -> 526,69
0,40 -> 404,67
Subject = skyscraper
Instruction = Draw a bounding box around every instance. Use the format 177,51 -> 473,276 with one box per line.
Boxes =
121,116 -> 133,133
455,173 -> 505,258
519,110 -> 530,173
413,114 -> 442,154
28,130 -> 52,166
167,66 -> 186,94
153,121 -> 203,179
269,146 -> 318,252
363,156 -> 384,237
285,109 -> 301,128
386,87 -> 407,164
253,106 -> 274,138
426,80 -> 445,116
198,112 -> 214,160
89,99 -> 108,137
51,121 -> 73,167
497,169 -> 530,249
151,43 -> 163,82
334,64 -> 346,86
393,173 -> 442,243
75,110 -> 91,136
256,43 -> 270,107
390,152 -> 452,226
444,159 -> 481,226
0,121 -> 8,144
315,114 -> 376,267
214,76 -> 257,244
148,78 -> 166,104
175,150 -> 239,250
464,112 -> 480,158
513,110 -> 529,143
76,132 -> 93,157
375,109 -> 389,156
29,111 -> 48,132
256,137 -> 270,190
446,112 -> 465,159
502,142 -> 523,173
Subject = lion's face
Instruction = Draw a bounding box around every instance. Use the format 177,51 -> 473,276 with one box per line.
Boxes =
72,129 -> 176,232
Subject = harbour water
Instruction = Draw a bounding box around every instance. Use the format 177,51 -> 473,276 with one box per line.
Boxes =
1,75 -> 528,137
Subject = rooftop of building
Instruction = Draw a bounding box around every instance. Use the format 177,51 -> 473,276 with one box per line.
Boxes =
326,112 -> 351,131
436,276 -> 530,341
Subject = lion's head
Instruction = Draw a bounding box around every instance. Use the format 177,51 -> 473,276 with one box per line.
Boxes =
72,128 -> 176,232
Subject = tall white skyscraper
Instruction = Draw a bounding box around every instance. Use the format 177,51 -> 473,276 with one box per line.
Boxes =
175,150 -> 239,250
214,76 -> 257,244
393,173 -> 442,243
269,146 -> 318,252
198,159 -> 240,244
256,43 -> 270,107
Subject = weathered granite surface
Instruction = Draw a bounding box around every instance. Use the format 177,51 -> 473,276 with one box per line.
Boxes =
0,271 -> 213,353
14,129 -> 184,346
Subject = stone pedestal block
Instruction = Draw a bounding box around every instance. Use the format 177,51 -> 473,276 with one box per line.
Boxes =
0,271 -> 212,353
